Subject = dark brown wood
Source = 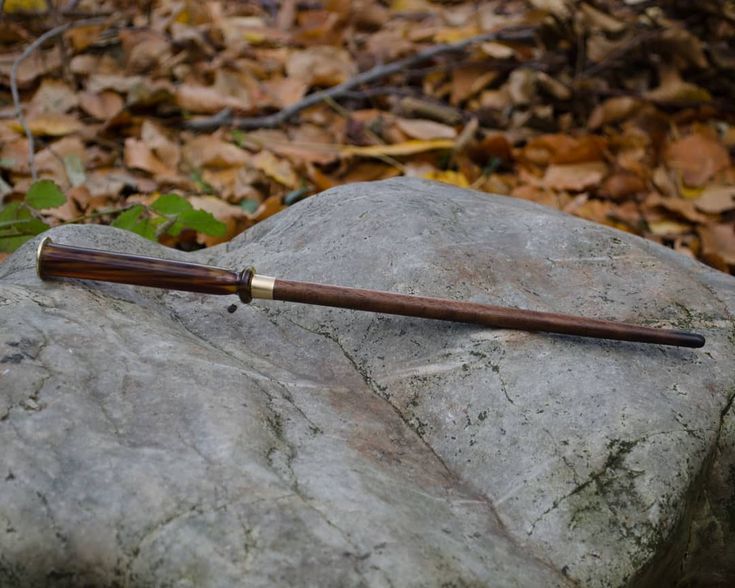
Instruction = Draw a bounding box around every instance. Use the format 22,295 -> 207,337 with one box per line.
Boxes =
38,240 -> 253,302
36,240 -> 705,348
273,279 -> 706,348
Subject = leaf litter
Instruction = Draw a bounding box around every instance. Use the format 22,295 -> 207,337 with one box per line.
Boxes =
0,0 -> 733,272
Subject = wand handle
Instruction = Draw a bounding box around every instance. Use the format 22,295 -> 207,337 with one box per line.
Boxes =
36,238 -> 705,348
36,237 -> 254,301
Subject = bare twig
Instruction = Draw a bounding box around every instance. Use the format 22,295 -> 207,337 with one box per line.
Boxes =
10,16 -> 110,182
186,26 -> 536,131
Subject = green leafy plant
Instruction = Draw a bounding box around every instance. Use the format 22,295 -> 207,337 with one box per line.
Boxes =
0,180 -> 226,253
112,193 -> 226,240
0,180 -> 65,252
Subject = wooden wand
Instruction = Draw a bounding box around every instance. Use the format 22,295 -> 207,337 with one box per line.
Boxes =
35,237 -> 705,349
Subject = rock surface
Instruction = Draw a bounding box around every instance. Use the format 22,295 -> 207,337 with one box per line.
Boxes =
1,177 -> 734,587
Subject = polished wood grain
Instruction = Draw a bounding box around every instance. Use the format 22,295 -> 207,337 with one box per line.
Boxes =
38,240 -> 254,302
273,279 -> 706,348
36,240 -> 705,348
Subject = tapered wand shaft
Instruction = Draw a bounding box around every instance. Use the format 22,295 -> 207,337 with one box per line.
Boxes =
36,238 -> 705,348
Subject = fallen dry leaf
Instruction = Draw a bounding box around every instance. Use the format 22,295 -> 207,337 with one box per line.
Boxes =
79,91 -> 124,120
646,66 -> 712,104
29,79 -> 78,115
286,46 -> 356,88
694,185 -> 735,214
665,133 -> 731,187
542,162 -> 608,192
141,121 -> 180,171
1,0 -> 733,275
648,219 -> 692,237
176,84 -> 250,114
124,138 -> 174,177
182,136 -> 251,169
252,150 -> 299,188
343,139 -> 455,158
699,223 -> 735,266
588,97 -> 641,129
395,118 -> 457,140
599,172 -> 646,200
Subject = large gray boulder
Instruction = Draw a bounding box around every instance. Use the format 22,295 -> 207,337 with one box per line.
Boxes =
1,177 -> 733,587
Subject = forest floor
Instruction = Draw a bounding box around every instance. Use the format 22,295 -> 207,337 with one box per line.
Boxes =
1,0 -> 734,273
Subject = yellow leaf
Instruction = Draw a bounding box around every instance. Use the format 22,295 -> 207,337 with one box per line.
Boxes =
423,170 -> 469,187
680,185 -> 704,200
342,139 -> 455,157
3,0 -> 46,12
433,26 -> 481,44
648,219 -> 691,237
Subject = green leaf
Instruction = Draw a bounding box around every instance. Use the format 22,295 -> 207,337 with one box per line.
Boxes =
0,201 -> 22,223
0,234 -> 36,252
178,209 -> 226,237
0,202 -> 49,252
111,205 -> 145,230
129,218 -> 158,240
25,179 -> 66,209
165,220 -> 185,237
150,193 -> 193,215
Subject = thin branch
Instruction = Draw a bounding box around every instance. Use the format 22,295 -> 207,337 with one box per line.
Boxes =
9,16 -> 110,182
186,26 -> 537,132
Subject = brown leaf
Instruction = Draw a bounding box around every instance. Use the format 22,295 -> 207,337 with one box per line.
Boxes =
119,29 -> 171,73
542,162 -> 608,191
141,121 -> 180,170
261,77 -> 308,109
252,150 -> 299,188
0,49 -> 61,88
79,91 -> 124,121
29,79 -> 78,114
645,193 -> 707,223
646,66 -> 711,104
588,97 -> 641,129
506,69 -> 536,106
124,138 -> 174,177
665,133 -> 730,187
698,223 -> 735,266
395,118 -> 457,140
451,66 -> 498,105
21,113 -> 83,137
521,134 -> 606,166
176,84 -> 249,114
580,3 -> 626,34
599,172 -> 646,199
182,136 -> 250,169
65,24 -> 106,52
286,46 -> 356,88
694,185 -> 735,214
244,129 -> 340,166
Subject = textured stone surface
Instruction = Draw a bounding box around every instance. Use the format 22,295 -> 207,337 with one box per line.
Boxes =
1,177 -> 734,587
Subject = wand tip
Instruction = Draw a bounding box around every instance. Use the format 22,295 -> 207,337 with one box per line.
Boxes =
680,333 -> 705,348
